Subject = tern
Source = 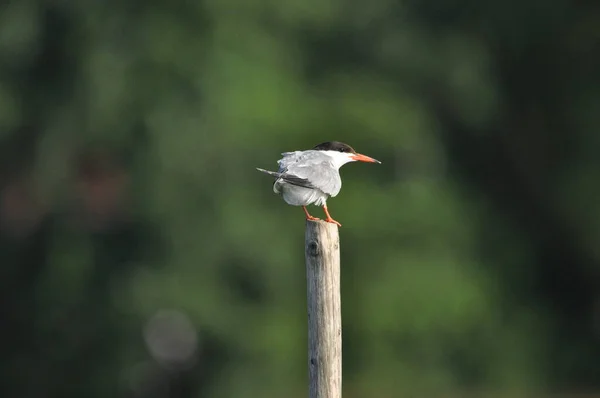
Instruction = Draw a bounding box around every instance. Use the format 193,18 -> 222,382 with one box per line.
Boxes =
256,141 -> 380,227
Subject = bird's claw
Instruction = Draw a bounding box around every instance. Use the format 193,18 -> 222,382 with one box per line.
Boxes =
306,216 -> 321,222
324,218 -> 342,227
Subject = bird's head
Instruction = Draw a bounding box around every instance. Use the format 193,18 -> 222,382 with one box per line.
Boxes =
313,141 -> 381,168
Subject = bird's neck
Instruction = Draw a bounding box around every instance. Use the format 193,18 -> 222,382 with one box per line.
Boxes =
322,151 -> 354,169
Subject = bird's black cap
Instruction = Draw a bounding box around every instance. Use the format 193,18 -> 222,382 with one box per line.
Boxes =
312,141 -> 356,153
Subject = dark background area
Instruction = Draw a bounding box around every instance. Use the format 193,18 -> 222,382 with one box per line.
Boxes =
0,0 -> 598,397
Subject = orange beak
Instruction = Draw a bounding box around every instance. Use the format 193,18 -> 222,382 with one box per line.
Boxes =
351,153 -> 381,163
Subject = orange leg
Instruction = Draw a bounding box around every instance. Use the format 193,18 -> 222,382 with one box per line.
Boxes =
323,205 -> 342,227
303,206 -> 321,221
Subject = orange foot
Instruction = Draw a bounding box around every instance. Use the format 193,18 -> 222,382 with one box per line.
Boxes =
303,206 -> 321,222
324,217 -> 342,227
323,205 -> 342,227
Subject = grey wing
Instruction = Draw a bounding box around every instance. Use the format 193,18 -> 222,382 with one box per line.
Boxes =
278,151 -> 342,197
277,151 -> 304,172
256,167 -> 317,190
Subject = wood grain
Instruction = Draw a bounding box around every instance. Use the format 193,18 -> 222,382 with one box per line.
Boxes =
305,220 -> 341,398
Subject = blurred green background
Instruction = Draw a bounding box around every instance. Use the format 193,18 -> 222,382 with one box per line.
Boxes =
0,0 -> 599,397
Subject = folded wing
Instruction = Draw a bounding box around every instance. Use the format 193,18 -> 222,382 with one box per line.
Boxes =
276,151 -> 342,197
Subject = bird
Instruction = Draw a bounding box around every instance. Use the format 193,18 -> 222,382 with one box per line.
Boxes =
256,141 -> 380,227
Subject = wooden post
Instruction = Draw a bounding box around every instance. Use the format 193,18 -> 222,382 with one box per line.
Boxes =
305,220 -> 342,398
